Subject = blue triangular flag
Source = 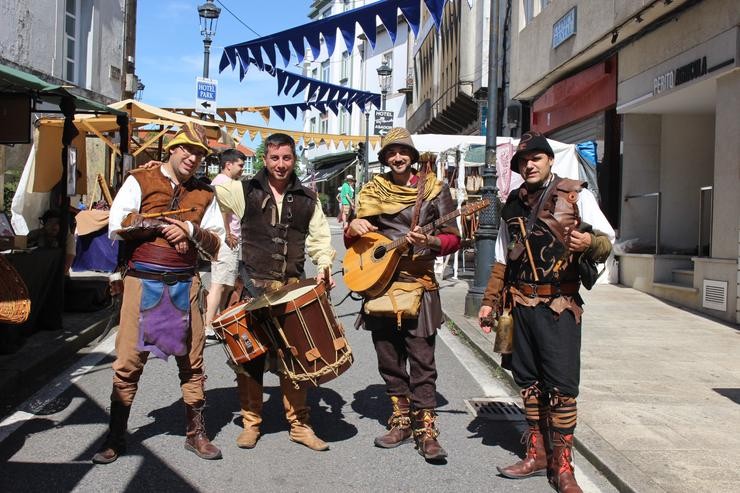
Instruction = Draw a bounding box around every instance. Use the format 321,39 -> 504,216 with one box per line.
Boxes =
400,1 -> 422,37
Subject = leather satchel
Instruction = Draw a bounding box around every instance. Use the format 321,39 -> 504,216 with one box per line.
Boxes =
363,281 -> 425,327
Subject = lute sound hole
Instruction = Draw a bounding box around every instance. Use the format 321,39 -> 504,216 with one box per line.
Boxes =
372,246 -> 387,260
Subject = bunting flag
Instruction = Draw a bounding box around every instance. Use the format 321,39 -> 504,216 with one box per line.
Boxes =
219,118 -> 381,150
163,106 -> 271,124
220,0 -> 449,74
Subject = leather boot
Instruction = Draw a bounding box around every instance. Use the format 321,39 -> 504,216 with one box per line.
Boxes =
374,395 -> 412,448
549,431 -> 582,493
92,401 -> 131,464
280,376 -> 329,451
235,373 -> 263,449
412,409 -> 447,461
184,401 -> 222,460
497,426 -> 548,478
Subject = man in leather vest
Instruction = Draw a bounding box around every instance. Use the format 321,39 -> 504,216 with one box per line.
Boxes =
215,133 -> 335,451
93,123 -> 225,464
478,131 -> 614,492
345,128 -> 460,462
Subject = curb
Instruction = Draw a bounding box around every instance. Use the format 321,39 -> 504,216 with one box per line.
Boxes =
0,307 -> 116,399
442,309 -> 665,493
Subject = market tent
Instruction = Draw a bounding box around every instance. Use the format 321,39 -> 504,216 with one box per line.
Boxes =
0,62 -> 126,116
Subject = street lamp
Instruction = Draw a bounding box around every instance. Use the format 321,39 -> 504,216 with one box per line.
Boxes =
363,101 -> 372,185
464,0 -> 501,316
376,60 -> 393,110
198,0 -> 221,79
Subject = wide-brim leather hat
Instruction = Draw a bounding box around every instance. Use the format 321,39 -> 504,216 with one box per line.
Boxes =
377,127 -> 420,165
511,131 -> 554,173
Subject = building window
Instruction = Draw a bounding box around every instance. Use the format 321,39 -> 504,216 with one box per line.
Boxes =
242,156 -> 254,176
342,0 -> 352,12
321,60 -> 330,82
339,108 -> 350,135
319,113 -> 328,134
340,51 -> 350,82
64,0 -> 78,83
310,117 -> 317,133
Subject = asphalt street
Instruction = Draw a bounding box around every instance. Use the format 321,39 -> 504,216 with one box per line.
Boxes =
0,221 -> 617,492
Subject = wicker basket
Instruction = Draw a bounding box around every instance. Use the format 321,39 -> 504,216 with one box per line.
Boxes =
0,254 -> 31,325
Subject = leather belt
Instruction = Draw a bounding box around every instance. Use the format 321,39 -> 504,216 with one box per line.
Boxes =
127,269 -> 195,285
515,281 -> 580,298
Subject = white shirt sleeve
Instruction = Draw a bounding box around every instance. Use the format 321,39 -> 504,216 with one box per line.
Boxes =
494,220 -> 510,266
578,188 -> 615,243
108,175 -> 142,240
197,195 -> 226,243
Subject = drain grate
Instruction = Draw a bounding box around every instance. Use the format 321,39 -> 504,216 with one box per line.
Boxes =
464,398 -> 525,422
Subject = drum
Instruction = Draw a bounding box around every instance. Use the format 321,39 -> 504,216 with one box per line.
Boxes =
247,279 -> 352,386
212,302 -> 269,365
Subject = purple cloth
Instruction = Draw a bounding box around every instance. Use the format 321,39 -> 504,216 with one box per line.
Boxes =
72,228 -> 119,272
134,261 -> 192,360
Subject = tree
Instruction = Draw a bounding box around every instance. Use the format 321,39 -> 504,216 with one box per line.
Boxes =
254,141 -> 265,173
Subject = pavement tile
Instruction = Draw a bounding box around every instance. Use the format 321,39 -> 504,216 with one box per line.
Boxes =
440,279 -> 740,493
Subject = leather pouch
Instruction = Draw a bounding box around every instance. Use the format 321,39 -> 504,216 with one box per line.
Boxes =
364,281 -> 425,327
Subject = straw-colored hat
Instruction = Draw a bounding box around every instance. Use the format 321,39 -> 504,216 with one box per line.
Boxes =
164,122 -> 212,156
377,127 -> 420,165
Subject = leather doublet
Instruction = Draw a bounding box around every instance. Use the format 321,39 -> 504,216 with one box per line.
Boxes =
501,176 -> 585,285
241,170 -> 316,281
127,168 -> 214,267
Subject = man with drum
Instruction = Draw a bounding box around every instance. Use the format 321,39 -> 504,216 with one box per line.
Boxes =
204,149 -> 246,335
345,128 -> 460,461
215,132 -> 335,451
93,122 -> 225,464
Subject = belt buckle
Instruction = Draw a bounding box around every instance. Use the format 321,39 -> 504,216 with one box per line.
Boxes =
527,283 -> 538,298
162,272 -> 178,285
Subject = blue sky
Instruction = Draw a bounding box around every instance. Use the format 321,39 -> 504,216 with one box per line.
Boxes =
135,0 -> 313,145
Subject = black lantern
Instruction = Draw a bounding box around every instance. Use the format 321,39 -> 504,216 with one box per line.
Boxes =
376,60 -> 393,110
197,0 -> 221,79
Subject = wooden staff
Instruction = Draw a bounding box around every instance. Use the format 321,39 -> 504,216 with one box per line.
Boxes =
140,207 -> 198,219
517,217 -> 539,282
97,174 -> 114,206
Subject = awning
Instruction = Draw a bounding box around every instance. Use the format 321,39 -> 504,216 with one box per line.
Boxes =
0,62 -> 125,116
302,157 -> 357,184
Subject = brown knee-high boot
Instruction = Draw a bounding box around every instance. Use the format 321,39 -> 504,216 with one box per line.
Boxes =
184,401 -> 222,460
548,392 -> 581,493
498,384 -> 549,478
374,395 -> 412,448
235,373 -> 263,448
412,409 -> 447,461
92,401 -> 131,464
280,376 -> 329,451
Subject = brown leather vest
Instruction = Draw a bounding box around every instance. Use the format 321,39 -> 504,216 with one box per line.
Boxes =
127,167 -> 214,268
240,169 -> 316,281
501,175 -> 585,284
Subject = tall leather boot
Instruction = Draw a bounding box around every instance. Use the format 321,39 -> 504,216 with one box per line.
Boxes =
235,373 -> 263,449
184,401 -> 222,460
498,384 -> 549,478
280,376 -> 329,451
549,431 -> 582,493
374,395 -> 412,448
92,401 -> 131,464
412,409 -> 447,461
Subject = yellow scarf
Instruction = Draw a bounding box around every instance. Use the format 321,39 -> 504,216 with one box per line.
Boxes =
356,172 -> 443,218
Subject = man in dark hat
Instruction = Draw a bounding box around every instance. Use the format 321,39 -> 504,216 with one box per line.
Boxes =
93,122 -> 224,464
478,131 -> 614,492
345,127 -> 460,461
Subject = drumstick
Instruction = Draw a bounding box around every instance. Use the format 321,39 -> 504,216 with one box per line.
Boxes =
322,266 -> 331,291
140,207 -> 198,219
517,217 -> 539,282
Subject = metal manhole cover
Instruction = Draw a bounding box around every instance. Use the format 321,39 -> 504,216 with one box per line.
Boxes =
464,398 -> 525,422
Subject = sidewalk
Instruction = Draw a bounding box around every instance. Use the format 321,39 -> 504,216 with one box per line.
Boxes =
440,279 -> 740,493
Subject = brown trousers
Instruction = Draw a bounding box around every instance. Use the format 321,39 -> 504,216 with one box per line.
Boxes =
110,275 -> 206,406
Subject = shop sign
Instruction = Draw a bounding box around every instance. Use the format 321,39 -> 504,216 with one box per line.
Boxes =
653,56 -> 707,96
552,7 -> 576,48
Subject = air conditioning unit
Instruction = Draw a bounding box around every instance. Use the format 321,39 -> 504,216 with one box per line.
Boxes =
125,73 -> 137,92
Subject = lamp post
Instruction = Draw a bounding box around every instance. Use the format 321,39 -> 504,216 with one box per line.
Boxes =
464,0 -> 500,317
363,101 -> 371,185
376,60 -> 393,111
197,0 -> 221,79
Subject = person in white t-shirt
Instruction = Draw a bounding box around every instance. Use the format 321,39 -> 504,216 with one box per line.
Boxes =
204,149 -> 246,334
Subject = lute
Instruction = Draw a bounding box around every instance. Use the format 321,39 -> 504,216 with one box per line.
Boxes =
342,198 -> 491,297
